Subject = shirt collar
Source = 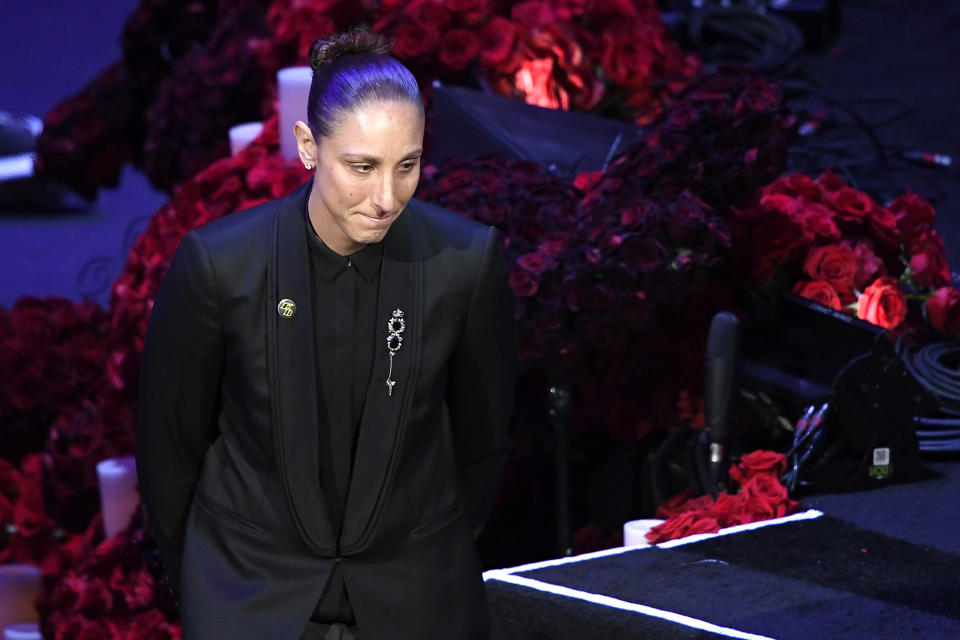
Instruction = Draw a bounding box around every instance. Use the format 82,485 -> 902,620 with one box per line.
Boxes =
304,206 -> 382,282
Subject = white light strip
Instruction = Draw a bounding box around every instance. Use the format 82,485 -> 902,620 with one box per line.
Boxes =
0,153 -> 36,181
486,571 -> 780,640
485,509 -> 824,577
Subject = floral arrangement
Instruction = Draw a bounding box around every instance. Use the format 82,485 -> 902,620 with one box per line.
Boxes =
36,0 -> 700,195
732,171 -> 960,336
645,451 -> 800,544
421,65 -> 794,445
35,507 -> 180,640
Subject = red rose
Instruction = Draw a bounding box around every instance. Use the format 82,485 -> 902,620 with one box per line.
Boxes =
731,206 -> 811,285
654,489 -> 713,519
510,1 -> 560,27
798,203 -> 841,242
828,186 -> 873,225
926,287 -> 960,336
890,190 -> 936,244
404,0 -> 452,30
857,277 -> 907,330
866,205 -> 899,250
509,266 -> 538,297
793,280 -> 841,311
601,29 -> 655,90
766,173 -> 821,201
573,170 -> 603,193
907,230 -> 945,257
446,0 -> 493,25
759,192 -> 801,217
731,450 -> 787,483
438,28 -> 480,70
910,244 -> 951,288
587,0 -> 639,23
645,511 -> 699,544
517,251 -> 554,275
391,20 -> 440,61
477,16 -> 521,71
852,239 -> 885,289
803,243 -> 858,301
815,168 -> 848,193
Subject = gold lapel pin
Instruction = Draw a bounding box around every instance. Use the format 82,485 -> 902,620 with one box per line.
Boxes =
277,298 -> 297,318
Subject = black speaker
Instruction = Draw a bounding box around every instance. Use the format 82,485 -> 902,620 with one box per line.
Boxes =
428,83 -> 638,177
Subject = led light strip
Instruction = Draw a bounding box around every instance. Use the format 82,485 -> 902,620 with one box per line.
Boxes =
485,571 -> 780,640
484,510 -> 825,640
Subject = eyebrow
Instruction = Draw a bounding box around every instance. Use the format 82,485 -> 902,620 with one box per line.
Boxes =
340,150 -> 423,164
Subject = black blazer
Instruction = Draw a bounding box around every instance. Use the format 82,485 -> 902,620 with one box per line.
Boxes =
136,180 -> 517,639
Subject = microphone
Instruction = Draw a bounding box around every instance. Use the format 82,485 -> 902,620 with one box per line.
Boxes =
704,312 -> 741,494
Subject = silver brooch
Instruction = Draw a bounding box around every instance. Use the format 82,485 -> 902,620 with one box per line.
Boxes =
385,309 -> 405,396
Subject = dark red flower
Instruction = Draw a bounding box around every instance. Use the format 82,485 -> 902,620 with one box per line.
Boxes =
517,251 -> 554,275
391,19 -> 440,60
926,287 -> 960,336
438,28 -> 480,71
509,266 -> 539,297
852,240 -> 885,289
890,190 -> 936,244
803,243 -> 858,302
404,0 -> 452,30
793,280 -> 842,311
857,277 -> 907,330
477,16 -> 521,71
601,28 -> 655,90
910,244 -> 951,289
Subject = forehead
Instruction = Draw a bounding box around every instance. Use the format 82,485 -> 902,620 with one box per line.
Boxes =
325,100 -> 424,152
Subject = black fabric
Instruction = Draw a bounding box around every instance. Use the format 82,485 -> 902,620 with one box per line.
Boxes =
304,205 -> 382,625
487,515 -> 960,639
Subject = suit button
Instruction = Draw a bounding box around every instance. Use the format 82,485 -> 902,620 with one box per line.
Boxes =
335,556 -> 343,565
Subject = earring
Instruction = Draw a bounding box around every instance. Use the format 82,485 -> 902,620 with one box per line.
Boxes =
304,162 -> 314,170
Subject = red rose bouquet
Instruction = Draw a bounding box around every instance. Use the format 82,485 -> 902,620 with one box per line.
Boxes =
732,172 -> 960,335
646,450 -> 800,544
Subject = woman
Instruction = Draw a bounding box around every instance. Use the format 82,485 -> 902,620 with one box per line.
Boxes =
137,30 -> 517,640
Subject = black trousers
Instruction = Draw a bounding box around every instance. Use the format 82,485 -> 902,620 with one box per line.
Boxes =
299,621 -> 358,640
303,562 -> 357,639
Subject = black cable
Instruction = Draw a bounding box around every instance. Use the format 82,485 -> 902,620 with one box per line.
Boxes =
898,340 -> 960,453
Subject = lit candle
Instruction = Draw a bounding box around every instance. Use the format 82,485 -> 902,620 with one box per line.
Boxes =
229,122 -> 264,156
4,623 -> 41,640
0,565 -> 41,630
277,67 -> 313,161
96,457 -> 139,539
622,519 -> 664,547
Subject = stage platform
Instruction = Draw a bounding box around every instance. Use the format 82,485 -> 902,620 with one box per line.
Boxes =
487,501 -> 960,640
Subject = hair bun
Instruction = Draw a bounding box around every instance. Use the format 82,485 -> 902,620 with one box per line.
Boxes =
309,30 -> 392,72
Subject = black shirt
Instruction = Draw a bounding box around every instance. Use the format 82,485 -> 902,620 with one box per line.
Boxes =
305,206 -> 382,624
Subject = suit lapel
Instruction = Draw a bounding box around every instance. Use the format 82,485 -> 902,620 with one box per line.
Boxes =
267,180 -> 337,554
341,206 -> 422,553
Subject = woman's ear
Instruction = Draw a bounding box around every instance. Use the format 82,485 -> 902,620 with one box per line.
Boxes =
294,121 -> 317,170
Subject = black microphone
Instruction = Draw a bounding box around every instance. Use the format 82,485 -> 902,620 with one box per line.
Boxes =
704,312 -> 741,494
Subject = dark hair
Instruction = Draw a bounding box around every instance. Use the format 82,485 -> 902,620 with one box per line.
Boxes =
307,30 -> 423,140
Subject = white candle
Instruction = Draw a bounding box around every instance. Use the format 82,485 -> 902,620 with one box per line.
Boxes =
277,66 -> 313,161
229,121 -> 264,156
622,518 -> 665,547
4,624 -> 41,640
0,565 -> 41,629
96,456 -> 139,539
